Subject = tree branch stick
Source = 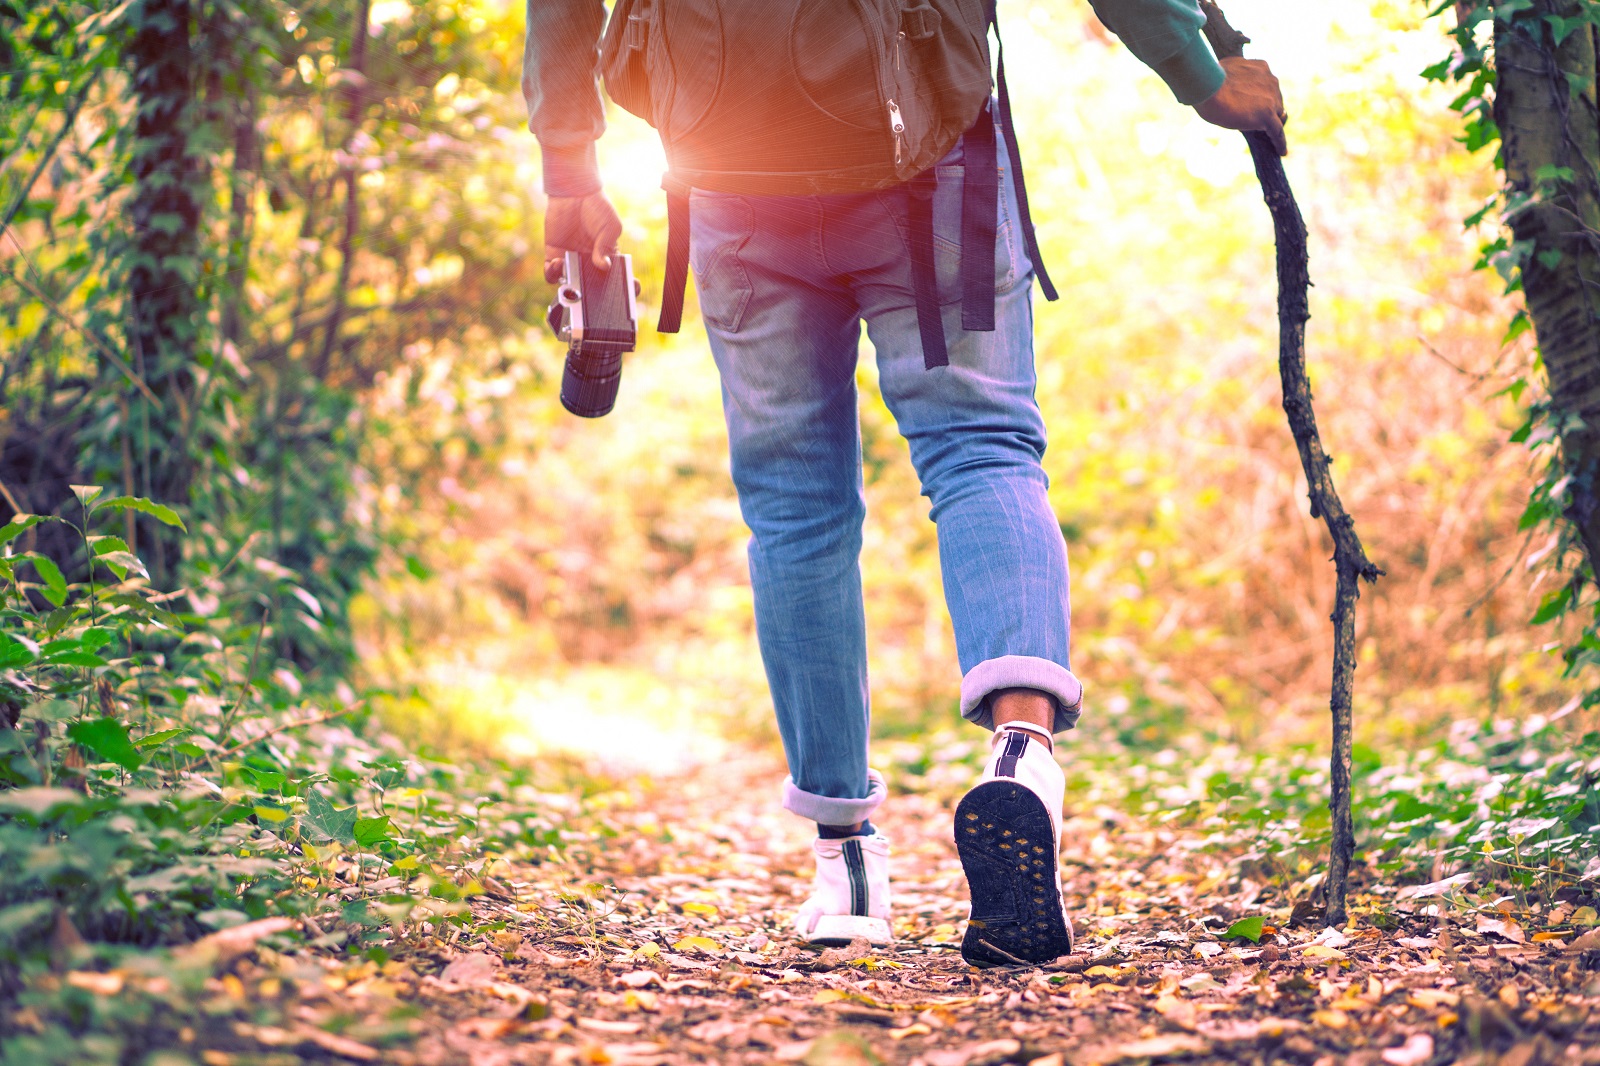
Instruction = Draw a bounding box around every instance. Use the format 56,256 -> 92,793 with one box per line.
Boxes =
1200,1 -> 1384,927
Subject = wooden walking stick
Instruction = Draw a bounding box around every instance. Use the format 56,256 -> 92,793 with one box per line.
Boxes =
1198,2 -> 1384,927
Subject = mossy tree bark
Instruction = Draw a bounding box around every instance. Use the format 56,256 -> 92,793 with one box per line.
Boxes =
126,0 -> 207,581
1495,2 -> 1600,568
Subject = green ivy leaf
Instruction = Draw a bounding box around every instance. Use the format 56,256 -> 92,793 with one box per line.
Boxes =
96,496 -> 187,531
354,815 -> 392,847
302,788 -> 358,844
66,717 -> 143,771
1224,916 -> 1266,943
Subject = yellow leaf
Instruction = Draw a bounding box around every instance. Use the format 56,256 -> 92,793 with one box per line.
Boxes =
680,902 -> 718,918
1311,1009 -> 1349,1028
634,942 -> 660,959
1531,931 -> 1566,943
1437,1011 -> 1459,1028
889,1023 -> 932,1040
1302,945 -> 1346,960
672,935 -> 720,954
1574,906 -> 1598,925
814,989 -> 848,1004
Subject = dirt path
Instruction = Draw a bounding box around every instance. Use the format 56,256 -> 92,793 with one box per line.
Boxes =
208,749 -> 1600,1066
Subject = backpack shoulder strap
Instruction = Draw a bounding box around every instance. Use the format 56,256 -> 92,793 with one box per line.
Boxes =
990,4 -> 1058,302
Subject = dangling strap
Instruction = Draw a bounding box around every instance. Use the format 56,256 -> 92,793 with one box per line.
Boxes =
658,175 -> 691,333
960,100 -> 998,332
907,171 -> 948,369
991,8 -> 1058,302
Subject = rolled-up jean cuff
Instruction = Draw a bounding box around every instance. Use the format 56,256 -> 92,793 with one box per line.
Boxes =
960,655 -> 1084,733
782,768 -> 887,824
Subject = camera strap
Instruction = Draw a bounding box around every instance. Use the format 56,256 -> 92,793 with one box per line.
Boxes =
657,175 -> 692,334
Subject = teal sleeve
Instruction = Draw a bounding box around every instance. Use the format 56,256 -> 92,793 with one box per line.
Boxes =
523,0 -> 607,195
1086,0 -> 1228,105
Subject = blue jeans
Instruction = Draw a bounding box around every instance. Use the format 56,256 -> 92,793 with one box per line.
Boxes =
689,123 -> 1082,825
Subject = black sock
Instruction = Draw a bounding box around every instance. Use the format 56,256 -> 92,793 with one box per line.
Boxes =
817,820 -> 875,839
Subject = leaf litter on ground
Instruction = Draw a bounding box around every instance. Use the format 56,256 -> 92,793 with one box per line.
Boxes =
12,747 -> 1600,1065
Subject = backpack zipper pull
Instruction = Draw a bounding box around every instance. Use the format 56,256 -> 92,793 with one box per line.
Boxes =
895,30 -> 905,70
887,99 -> 905,164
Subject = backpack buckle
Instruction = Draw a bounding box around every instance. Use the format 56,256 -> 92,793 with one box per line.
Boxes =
902,3 -> 941,41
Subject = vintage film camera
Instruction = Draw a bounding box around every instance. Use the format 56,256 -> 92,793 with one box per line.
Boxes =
545,250 -> 638,418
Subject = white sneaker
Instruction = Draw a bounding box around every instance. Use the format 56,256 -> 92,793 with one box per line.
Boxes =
794,832 -> 893,946
955,724 -> 1074,966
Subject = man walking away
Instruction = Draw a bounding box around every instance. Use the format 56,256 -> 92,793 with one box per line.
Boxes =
523,0 -> 1285,966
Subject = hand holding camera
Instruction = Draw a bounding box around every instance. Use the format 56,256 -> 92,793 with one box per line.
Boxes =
544,192 -> 637,419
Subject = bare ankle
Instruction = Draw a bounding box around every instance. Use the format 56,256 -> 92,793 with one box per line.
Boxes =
990,688 -> 1055,752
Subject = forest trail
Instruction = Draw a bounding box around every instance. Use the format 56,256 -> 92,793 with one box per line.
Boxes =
205,748 -> 1600,1066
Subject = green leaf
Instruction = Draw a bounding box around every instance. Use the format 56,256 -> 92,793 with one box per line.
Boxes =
70,485 -> 103,507
354,815 -> 392,847
302,789 -> 358,844
87,535 -> 130,555
66,717 -> 143,771
135,727 -> 189,750
78,628 -> 115,651
92,550 -> 149,580
0,514 -> 54,548
22,553 -> 67,606
0,634 -> 36,669
173,741 -> 206,758
96,496 -> 187,531
1224,916 -> 1266,943
247,768 -> 287,793
43,651 -> 109,668
1532,586 -> 1575,625
405,555 -> 432,580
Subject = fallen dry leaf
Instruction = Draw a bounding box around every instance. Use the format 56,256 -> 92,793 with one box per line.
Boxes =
1477,916 -> 1527,944
1104,1034 -> 1208,1062
1380,1033 -> 1433,1066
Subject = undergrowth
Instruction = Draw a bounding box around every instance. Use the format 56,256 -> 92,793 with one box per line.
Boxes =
885,700 -> 1600,915
0,488 -> 583,1061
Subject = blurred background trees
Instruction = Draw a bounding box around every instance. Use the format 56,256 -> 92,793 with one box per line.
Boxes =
0,0 -> 1590,761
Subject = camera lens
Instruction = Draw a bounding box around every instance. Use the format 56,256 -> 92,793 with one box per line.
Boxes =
560,346 -> 624,418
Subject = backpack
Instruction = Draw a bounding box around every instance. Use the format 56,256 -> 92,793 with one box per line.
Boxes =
599,0 -> 1057,366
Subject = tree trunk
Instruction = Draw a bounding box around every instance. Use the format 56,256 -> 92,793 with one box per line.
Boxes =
126,0 -> 206,579
1495,2 -> 1600,565
317,0 -> 371,380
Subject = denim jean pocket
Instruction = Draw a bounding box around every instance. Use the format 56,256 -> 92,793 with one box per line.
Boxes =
931,163 -> 1020,304
690,193 -> 755,334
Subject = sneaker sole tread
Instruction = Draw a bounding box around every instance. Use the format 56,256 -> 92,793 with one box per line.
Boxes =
954,780 -> 1073,967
